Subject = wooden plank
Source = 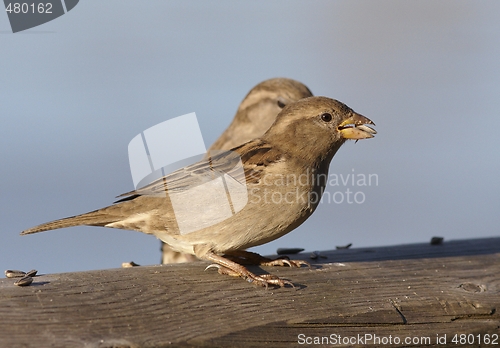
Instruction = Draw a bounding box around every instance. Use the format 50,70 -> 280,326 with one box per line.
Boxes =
1,237 -> 499,347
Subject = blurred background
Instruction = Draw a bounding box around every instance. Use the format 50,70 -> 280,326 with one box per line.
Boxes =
1,1 -> 499,273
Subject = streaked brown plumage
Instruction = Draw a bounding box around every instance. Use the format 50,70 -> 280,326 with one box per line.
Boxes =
22,96 -> 376,287
163,77 -> 313,263
208,77 -> 313,153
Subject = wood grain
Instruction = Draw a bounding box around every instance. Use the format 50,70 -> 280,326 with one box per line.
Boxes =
1,237 -> 499,347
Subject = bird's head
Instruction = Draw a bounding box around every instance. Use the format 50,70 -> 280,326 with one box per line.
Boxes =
263,96 -> 376,163
236,78 -> 313,129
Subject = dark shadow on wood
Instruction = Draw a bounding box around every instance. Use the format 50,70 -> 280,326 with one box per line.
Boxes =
283,237 -> 500,264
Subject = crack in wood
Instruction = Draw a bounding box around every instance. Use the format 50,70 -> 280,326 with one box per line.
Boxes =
450,307 -> 497,321
389,298 -> 407,324
288,322 -> 408,328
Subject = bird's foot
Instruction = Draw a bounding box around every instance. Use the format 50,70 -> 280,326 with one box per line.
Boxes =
260,256 -> 311,268
203,252 -> 294,288
225,250 -> 311,268
205,264 -> 293,288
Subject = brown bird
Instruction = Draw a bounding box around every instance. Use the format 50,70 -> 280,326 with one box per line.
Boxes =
162,77 -> 313,263
207,77 -> 313,153
21,96 -> 376,287
161,77 -> 312,264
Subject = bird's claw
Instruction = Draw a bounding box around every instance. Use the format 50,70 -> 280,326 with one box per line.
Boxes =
261,256 -> 311,268
255,274 -> 295,288
205,263 -> 294,288
205,264 -> 241,277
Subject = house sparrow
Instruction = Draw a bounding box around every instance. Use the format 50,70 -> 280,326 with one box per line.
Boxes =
207,77 -> 313,153
21,96 -> 376,287
162,77 -> 313,264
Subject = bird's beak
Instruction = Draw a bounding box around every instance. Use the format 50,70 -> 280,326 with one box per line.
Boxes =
338,113 -> 376,140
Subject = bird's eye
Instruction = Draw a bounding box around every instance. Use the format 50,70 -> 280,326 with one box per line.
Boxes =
320,113 -> 332,122
277,99 -> 286,108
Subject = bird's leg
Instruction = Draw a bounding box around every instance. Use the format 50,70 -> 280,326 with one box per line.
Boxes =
224,250 -> 311,268
202,252 -> 294,288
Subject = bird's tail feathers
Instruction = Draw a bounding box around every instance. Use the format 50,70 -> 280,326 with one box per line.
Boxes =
20,210 -> 118,235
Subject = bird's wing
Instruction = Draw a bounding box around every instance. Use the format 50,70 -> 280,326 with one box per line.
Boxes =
117,139 -> 283,199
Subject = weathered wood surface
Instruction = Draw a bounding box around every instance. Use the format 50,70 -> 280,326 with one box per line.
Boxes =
1,237 -> 499,348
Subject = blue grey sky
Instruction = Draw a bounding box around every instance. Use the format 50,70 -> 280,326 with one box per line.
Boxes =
2,1 -> 499,273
